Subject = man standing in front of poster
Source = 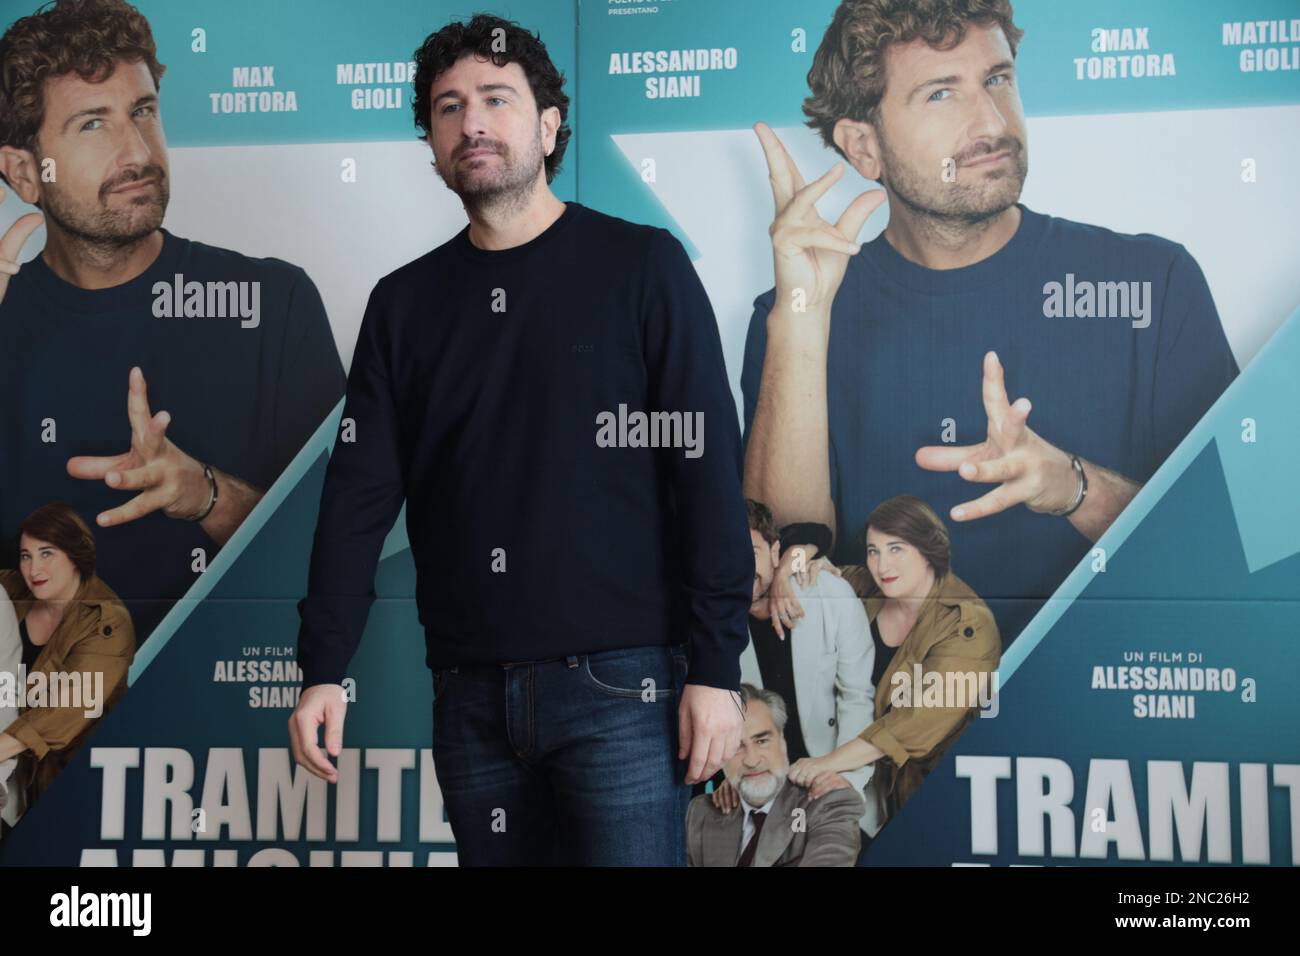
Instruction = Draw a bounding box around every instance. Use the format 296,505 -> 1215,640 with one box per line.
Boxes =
290,14 -> 752,866
743,0 -> 1238,647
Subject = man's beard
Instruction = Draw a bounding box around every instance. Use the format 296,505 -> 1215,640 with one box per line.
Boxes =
437,125 -> 545,210
39,164 -> 169,248
737,765 -> 786,806
877,126 -> 1027,226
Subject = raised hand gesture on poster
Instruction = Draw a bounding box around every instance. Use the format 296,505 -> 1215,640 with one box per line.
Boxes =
0,186 -> 44,306
66,367 -> 217,526
755,121 -> 885,316
914,350 -> 1078,521
744,125 -> 884,544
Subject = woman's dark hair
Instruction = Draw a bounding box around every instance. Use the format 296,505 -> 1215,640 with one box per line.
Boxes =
19,501 -> 96,583
411,12 -> 571,184
864,495 -> 950,579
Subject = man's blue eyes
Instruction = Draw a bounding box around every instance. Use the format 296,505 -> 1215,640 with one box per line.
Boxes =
81,106 -> 155,130
928,75 -> 1010,101
442,98 -> 505,113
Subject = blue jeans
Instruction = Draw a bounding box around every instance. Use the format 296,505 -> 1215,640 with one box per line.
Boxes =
431,643 -> 692,866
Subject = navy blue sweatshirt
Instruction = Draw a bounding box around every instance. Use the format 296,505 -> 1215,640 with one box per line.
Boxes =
297,202 -> 753,690
0,229 -> 345,644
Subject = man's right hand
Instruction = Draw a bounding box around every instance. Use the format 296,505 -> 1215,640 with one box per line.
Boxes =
767,547 -> 844,639
797,555 -> 842,589
289,683 -> 348,783
0,186 -> 44,306
679,683 -> 743,785
754,122 -> 884,316
767,544 -> 809,640
710,776 -> 741,815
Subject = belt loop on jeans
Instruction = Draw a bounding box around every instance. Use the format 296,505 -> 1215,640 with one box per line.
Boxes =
565,655 -> 579,669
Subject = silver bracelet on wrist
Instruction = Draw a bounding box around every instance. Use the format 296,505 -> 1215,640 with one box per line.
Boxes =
187,463 -> 218,521
1049,454 -> 1088,518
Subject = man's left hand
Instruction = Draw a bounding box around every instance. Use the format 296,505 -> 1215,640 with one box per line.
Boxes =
679,684 -> 743,785
915,350 -> 1078,522
66,366 -> 213,527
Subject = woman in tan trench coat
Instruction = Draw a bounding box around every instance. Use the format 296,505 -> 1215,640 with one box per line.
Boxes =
0,503 -> 134,831
787,495 -> 1001,837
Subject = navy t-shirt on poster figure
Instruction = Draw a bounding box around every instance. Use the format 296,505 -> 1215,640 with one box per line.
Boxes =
741,205 -> 1239,649
0,229 -> 346,645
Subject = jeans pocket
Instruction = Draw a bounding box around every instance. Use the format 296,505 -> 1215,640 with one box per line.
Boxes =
581,646 -> 676,701
433,666 -> 457,701
671,644 -> 689,688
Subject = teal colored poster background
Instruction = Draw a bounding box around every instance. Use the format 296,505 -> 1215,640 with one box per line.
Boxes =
0,0 -> 1296,866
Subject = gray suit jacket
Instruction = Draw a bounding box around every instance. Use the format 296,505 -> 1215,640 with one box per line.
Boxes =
740,572 -> 876,827
686,779 -> 864,867
0,588 -> 21,826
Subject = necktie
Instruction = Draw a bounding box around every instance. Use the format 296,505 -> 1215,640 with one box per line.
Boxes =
737,809 -> 768,867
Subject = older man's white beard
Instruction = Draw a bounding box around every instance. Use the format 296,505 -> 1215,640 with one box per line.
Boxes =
737,765 -> 786,806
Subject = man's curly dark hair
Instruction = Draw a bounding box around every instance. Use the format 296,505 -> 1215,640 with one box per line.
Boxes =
804,0 -> 1022,160
411,12 -> 570,185
745,498 -> 779,545
0,0 -> 165,187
